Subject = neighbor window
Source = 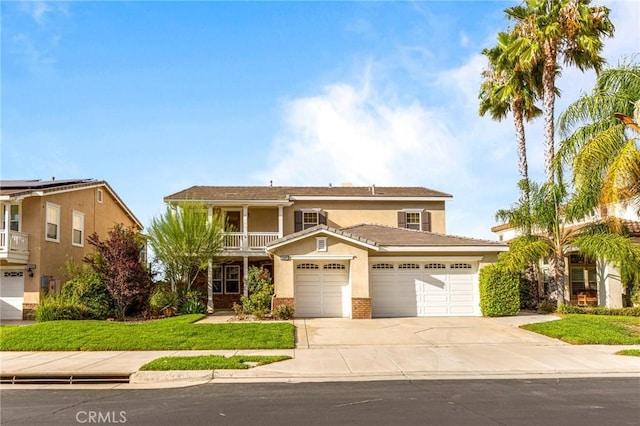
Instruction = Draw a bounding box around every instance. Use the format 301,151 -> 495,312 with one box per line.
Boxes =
72,211 -> 85,247
45,202 -> 61,242
224,265 -> 240,294
2,204 -> 20,231
97,189 -> 104,203
211,265 -> 223,294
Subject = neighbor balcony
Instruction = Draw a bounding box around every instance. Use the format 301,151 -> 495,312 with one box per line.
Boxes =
0,229 -> 30,263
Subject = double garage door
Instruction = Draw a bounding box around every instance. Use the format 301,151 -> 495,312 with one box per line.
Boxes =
295,262 -> 349,317
371,261 -> 478,317
0,270 -> 25,320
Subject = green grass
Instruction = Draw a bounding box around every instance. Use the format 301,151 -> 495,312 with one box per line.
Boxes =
0,315 -> 295,351
521,314 -> 640,345
616,349 -> 640,357
139,355 -> 291,371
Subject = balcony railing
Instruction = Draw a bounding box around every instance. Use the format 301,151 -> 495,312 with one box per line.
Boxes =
0,230 -> 29,253
223,232 -> 280,250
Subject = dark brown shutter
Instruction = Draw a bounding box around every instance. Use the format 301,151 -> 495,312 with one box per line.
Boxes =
397,211 -> 406,228
294,210 -> 302,232
422,211 -> 431,232
319,211 -> 327,225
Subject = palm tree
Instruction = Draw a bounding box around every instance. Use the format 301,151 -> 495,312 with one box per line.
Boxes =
480,31 -> 543,207
504,0 -> 615,182
557,61 -> 640,214
496,180 -> 640,306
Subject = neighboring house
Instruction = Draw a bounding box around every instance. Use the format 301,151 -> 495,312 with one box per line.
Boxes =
492,201 -> 640,308
0,179 -> 143,320
164,185 -> 507,318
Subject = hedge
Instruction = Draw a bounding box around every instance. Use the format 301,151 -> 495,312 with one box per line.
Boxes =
479,263 -> 520,317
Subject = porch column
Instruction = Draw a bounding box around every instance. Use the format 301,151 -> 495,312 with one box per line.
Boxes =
242,205 -> 249,249
597,260 -> 623,308
1,203 -> 8,250
207,260 -> 214,313
243,255 -> 249,297
278,206 -> 284,238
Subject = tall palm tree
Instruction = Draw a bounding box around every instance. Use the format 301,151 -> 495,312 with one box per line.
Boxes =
480,31 -> 543,207
557,61 -> 640,214
496,180 -> 640,306
505,0 -> 614,182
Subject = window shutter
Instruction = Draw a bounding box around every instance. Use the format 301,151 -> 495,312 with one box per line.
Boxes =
294,210 -> 303,232
422,211 -> 431,232
397,211 -> 406,228
319,211 -> 327,225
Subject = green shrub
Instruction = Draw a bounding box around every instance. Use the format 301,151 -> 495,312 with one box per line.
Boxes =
61,267 -> 115,319
180,290 -> 207,315
241,266 -> 274,317
149,285 -> 179,317
273,304 -> 295,320
557,304 -> 640,317
537,299 -> 557,313
35,294 -> 88,322
244,266 -> 272,294
479,263 -> 520,317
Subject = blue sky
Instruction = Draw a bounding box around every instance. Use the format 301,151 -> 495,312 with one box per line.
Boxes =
2,1 -> 638,239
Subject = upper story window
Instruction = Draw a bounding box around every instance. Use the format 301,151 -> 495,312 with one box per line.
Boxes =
294,210 -> 327,232
2,204 -> 20,231
72,211 -> 85,247
45,202 -> 61,242
398,210 -> 431,232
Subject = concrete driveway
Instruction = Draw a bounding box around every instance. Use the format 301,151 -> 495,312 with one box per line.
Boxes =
295,314 -> 563,348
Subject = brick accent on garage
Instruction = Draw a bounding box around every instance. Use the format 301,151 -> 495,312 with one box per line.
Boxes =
351,297 -> 372,319
273,297 -> 294,311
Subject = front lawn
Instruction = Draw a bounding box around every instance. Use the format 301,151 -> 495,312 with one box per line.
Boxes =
0,314 -> 295,351
521,314 -> 640,345
139,355 -> 291,371
616,349 -> 640,357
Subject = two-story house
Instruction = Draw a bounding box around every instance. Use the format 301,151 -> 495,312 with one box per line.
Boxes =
164,185 -> 507,318
492,201 -> 640,308
0,179 -> 142,320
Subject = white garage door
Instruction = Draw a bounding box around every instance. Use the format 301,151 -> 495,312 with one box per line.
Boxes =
1,270 -> 25,320
371,261 -> 477,317
295,262 -> 349,317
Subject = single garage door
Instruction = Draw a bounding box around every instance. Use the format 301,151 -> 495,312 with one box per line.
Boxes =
371,261 -> 477,317
295,262 -> 349,317
1,270 -> 25,320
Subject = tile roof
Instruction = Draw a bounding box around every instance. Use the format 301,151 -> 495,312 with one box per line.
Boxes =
267,223 -> 508,250
0,179 -> 99,197
342,224 -> 508,247
164,185 -> 452,202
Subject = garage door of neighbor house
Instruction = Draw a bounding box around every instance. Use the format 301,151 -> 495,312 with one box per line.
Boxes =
370,261 -> 477,317
0,270 -> 25,320
295,262 -> 349,317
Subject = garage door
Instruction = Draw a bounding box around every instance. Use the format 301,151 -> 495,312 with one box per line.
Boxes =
295,262 -> 349,317
1,270 -> 25,320
371,261 -> 477,317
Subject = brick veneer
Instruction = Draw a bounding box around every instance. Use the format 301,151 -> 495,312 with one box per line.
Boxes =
273,297 -> 294,311
22,303 -> 38,320
351,297 -> 371,319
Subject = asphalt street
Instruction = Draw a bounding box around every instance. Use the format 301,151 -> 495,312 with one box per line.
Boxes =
2,378 -> 639,426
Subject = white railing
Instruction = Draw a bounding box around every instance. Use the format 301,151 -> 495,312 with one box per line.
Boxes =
0,230 -> 29,252
223,232 -> 280,250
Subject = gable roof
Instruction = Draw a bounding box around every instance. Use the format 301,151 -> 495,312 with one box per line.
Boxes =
164,185 -> 453,203
0,179 -> 143,230
266,223 -> 508,253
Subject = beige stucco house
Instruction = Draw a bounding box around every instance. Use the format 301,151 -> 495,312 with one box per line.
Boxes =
492,201 -> 640,308
165,185 -> 507,318
0,179 -> 142,320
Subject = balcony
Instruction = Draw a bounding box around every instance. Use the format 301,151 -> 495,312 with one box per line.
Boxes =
0,230 -> 30,263
223,232 -> 280,251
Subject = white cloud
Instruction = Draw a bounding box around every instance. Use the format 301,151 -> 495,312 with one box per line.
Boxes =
257,75 -> 466,189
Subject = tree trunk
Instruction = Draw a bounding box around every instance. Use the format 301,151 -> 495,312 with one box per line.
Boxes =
542,40 -> 558,183
512,97 -> 530,208
548,252 -> 566,306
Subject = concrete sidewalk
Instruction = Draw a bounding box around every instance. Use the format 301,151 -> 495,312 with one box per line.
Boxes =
1,314 -> 639,389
